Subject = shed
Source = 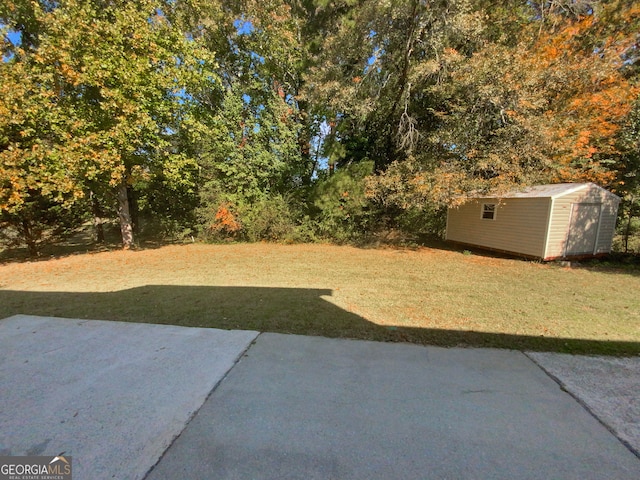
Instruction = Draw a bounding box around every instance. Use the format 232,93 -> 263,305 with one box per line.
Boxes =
445,183 -> 620,260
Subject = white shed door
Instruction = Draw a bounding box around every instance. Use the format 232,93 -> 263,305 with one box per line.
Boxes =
565,203 -> 601,256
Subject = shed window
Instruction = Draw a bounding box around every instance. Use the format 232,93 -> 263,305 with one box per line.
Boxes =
482,203 -> 496,220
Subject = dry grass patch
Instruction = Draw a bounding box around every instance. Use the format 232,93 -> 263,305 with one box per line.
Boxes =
0,243 -> 638,355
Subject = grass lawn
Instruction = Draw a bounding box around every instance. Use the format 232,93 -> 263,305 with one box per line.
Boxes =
0,243 -> 639,355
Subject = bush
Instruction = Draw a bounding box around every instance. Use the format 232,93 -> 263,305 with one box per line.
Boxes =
197,191 -> 311,243
241,195 -> 301,243
310,161 -> 376,243
0,195 -> 89,256
197,199 -> 243,242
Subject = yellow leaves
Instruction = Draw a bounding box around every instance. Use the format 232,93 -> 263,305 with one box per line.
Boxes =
109,165 -> 126,188
540,45 -> 561,61
59,63 -> 80,86
575,130 -> 592,149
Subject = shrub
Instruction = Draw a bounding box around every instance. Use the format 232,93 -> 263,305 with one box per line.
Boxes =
310,161 -> 376,242
240,195 -> 300,243
197,191 -> 311,243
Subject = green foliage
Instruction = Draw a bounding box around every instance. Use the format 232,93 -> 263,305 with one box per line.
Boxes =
240,195 -> 304,243
394,205 -> 448,240
615,97 -> 640,252
310,161 -> 375,242
614,218 -> 640,253
2,0 -> 640,250
196,89 -> 304,201
134,154 -> 200,240
0,192 -> 88,256
196,192 -> 310,243
304,0 -> 640,238
1,0 -> 218,250
302,0 -> 488,171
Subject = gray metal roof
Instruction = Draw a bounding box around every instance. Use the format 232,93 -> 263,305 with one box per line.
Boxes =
480,183 -> 617,199
500,183 -> 586,198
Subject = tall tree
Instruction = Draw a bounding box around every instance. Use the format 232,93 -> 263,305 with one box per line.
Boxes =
1,2 -> 95,254
1,0 -> 217,249
302,0 -> 487,171
366,0 -> 640,214
186,0 -> 312,239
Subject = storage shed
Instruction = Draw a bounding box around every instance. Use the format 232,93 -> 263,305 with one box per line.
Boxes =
445,183 -> 620,260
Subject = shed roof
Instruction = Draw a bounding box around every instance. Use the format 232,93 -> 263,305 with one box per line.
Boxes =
478,183 -> 618,200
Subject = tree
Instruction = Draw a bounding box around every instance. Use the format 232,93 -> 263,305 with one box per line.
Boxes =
616,98 -> 640,251
366,0 -> 640,215
3,0 -> 639,249
1,0 -> 218,250
302,0 -> 488,170
1,5 -> 95,254
187,0 -> 313,239
528,1 -> 640,184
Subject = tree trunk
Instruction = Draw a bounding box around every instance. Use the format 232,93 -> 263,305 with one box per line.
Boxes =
128,185 -> 139,236
21,218 -> 38,257
117,181 -> 134,249
91,192 -> 105,244
624,210 -> 634,254
385,0 -> 420,163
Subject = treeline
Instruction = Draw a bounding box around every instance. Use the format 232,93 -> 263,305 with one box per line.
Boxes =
1,0 -> 639,254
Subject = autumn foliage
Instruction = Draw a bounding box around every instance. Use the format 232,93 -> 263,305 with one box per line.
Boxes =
1,0 -> 640,251
210,203 -> 242,237
362,0 -> 640,215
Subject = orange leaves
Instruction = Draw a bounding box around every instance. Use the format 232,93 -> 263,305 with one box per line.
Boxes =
575,130 -> 592,150
512,1 -> 640,186
210,203 -> 242,236
565,15 -> 595,38
540,45 -> 561,62
59,62 -> 80,86
561,82 -> 639,162
536,16 -> 591,65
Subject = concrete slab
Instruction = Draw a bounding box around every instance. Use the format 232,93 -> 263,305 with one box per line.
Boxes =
146,333 -> 640,480
527,352 -> 640,457
0,315 -> 259,480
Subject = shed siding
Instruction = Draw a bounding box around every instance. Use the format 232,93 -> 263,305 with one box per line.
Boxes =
446,197 -> 550,258
596,198 -> 619,253
545,195 -> 574,258
544,185 -> 620,258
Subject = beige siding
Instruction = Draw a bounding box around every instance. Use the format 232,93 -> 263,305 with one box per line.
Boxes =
545,185 -> 620,258
596,198 -> 619,253
544,196 -> 572,258
446,197 -> 550,258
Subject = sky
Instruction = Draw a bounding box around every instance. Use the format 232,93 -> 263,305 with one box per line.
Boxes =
2,29 -> 21,62
7,31 -> 21,44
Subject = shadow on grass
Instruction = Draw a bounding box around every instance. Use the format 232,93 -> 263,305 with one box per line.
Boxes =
571,253 -> 640,277
0,285 -> 638,356
0,237 -> 181,265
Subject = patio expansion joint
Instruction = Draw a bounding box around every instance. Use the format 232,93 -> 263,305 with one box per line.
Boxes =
522,351 -> 640,461
141,331 -> 264,479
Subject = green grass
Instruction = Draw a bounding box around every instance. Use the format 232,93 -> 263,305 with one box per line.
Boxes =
0,243 -> 639,355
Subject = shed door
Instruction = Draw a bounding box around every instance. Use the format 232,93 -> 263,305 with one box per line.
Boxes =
565,203 -> 601,256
